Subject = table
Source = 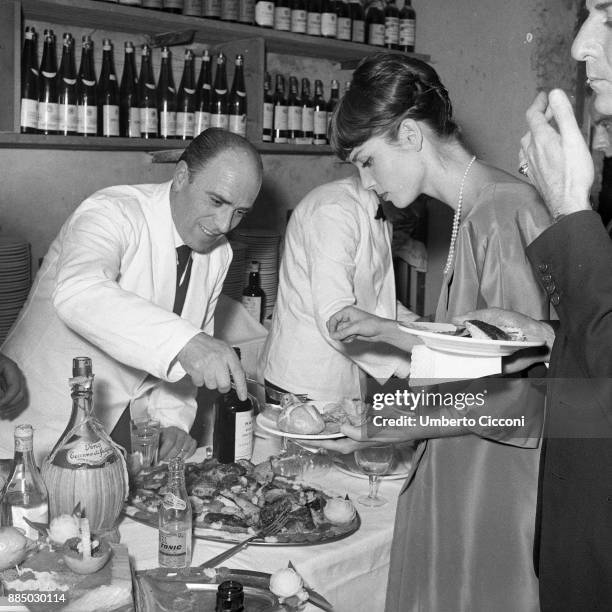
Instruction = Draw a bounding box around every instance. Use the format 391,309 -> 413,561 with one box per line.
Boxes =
119,436 -> 406,612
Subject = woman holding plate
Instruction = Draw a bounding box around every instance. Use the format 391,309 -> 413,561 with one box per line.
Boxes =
323,52 -> 552,612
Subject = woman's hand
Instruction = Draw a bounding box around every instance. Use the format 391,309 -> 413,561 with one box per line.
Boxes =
327,306 -> 396,344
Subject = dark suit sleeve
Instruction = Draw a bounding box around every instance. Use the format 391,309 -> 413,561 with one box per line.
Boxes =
526,210 -> 612,377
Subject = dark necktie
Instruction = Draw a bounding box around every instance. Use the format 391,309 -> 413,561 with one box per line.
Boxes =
173,245 -> 193,315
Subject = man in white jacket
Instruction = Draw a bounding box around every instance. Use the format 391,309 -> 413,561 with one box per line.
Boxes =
1,129 -> 263,463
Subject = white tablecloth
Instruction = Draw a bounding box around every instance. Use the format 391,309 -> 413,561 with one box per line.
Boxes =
119,436 -> 405,612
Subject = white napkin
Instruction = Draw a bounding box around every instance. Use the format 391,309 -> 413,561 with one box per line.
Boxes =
409,344 -> 502,386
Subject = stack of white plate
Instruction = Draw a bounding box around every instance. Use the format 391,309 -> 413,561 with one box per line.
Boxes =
233,229 -> 281,319
0,236 -> 31,344
222,241 -> 248,301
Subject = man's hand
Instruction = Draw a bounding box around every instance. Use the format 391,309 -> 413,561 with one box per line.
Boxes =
327,306 -> 397,344
158,426 -> 197,461
520,89 -> 594,219
0,354 -> 26,418
177,333 -> 247,400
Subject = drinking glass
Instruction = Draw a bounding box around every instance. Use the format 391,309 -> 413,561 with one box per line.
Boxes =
354,444 -> 394,507
130,418 -> 160,472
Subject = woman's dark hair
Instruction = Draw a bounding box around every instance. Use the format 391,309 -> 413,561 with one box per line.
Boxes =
330,52 -> 459,160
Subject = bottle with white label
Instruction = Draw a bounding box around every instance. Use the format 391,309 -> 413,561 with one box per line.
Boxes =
301,77 -> 314,143
287,76 -> 303,142
241,260 -> 265,321
366,0 -> 385,46
336,0 -> 351,41
158,457 -> 192,573
290,0 -> 307,33
38,30 -> 59,135
313,79 -> 327,145
238,0 -> 255,23
158,47 -> 177,139
384,0 -> 399,49
221,0 -> 239,20
210,52 -> 229,130
398,0 -> 416,52
138,44 -> 158,138
306,0 -> 322,36
0,425 -> 49,541
77,35 -> 98,136
228,54 -> 247,137
213,348 -> 254,463
274,0 -> 291,31
349,0 -> 365,43
272,74 -> 288,143
21,26 -> 39,134
57,33 -> 78,136
255,0 -> 275,27
98,39 -> 120,137
262,72 -> 273,142
195,50 -> 212,136
176,49 -> 196,140
320,0 -> 337,38
120,41 -> 140,138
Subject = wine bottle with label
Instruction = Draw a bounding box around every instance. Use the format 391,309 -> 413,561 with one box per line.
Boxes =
120,41 -> 140,138
300,77 -> 314,144
0,425 -> 49,541
77,35 -> 97,137
210,53 -> 229,130
349,0 -> 365,43
203,0 -> 222,18
327,78 -> 339,135
21,26 -> 39,134
320,0 -> 337,38
241,261 -> 266,322
384,0 -> 399,49
138,44 -> 158,138
158,46 -> 177,139
183,0 -> 202,15
255,0 -> 275,27
274,0 -> 291,31
335,0 -> 351,41
57,33 -> 77,136
398,0 -> 416,52
195,50 -> 212,136
313,79 -> 327,145
306,0 -> 322,36
228,54 -> 247,138
287,76 -> 303,142
290,0 -> 307,34
221,0 -> 239,20
272,74 -> 288,144
38,30 -> 59,135
366,0 -> 385,46
176,49 -> 196,140
238,0 -> 255,23
262,72 -> 273,142
98,39 -> 120,137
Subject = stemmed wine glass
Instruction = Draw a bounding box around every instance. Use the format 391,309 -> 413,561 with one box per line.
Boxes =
354,444 -> 395,507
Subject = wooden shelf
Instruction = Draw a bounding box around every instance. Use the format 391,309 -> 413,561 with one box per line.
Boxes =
21,0 -> 430,66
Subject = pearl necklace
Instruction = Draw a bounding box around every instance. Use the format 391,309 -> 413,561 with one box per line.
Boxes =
443,155 -> 477,276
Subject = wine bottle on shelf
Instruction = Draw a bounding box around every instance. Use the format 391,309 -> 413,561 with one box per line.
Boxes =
138,44 -> 158,138
183,0 -> 202,15
384,0 -> 399,49
262,72 -> 273,142
37,30 -> 59,135
349,0 -> 365,43
320,0 -> 337,38
287,75 -> 302,143
255,0 -> 275,27
77,35 -> 97,137
0,424 -> 49,541
228,54 -> 247,138
306,0 -> 322,36
300,77 -> 314,144
366,0 -> 385,46
327,78 -> 339,134
98,39 -> 120,137
57,33 -> 78,136
272,73 -> 288,144
241,261 -> 266,322
313,79 -> 327,145
203,0 -> 221,18
20,26 -> 39,134
238,0 -> 255,23
176,49 -> 196,140
119,41 -> 140,138
210,52 -> 229,130
290,0 -> 307,34
158,46 -> 177,139
398,0 -> 416,52
195,50 -> 212,136
274,0 -> 291,31
142,0 -> 163,9
221,0 -> 239,21
336,0 -> 351,41
163,0 -> 184,12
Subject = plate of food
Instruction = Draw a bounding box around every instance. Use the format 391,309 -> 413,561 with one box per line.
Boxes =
399,319 -> 546,357
125,458 -> 360,546
332,444 -> 415,480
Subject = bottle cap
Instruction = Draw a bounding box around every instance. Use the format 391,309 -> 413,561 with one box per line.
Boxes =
72,356 -> 92,377
14,424 -> 33,439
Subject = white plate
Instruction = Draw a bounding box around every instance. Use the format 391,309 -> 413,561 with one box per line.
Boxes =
256,412 -> 346,440
399,322 -> 546,357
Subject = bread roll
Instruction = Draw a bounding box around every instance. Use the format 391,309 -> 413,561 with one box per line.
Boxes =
277,402 -> 326,435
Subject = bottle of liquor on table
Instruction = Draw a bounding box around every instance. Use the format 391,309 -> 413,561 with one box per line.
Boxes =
77,35 -> 98,136
306,0 -> 322,36
221,0 -> 239,21
313,79 -> 327,145
195,49 -> 212,136
119,41 -> 140,138
57,33 -> 78,136
138,44 -> 158,138
38,30 -> 59,135
21,26 -> 39,134
210,53 -> 229,130
366,0 -> 385,46
158,456 -> 192,573
384,0 -> 399,49
255,0 -> 275,27
274,0 -> 291,31
158,46 -> 177,139
398,0 -> 416,52
176,49 -> 196,140
335,0 -> 351,41
238,0 -> 255,23
287,76 -> 303,143
213,348 -> 254,463
349,0 -> 365,43
300,77 -> 313,144
272,73 -> 288,144
262,71 -> 273,142
228,54 -> 247,138
320,0 -> 337,38
98,39 -> 120,137
216,581 -> 245,612
241,260 -> 265,322
290,0 -> 307,34
0,424 -> 49,541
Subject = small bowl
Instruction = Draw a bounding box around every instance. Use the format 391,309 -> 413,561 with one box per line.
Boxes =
62,536 -> 111,574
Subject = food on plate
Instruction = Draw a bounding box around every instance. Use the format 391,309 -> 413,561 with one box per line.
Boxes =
0,526 -> 30,570
464,320 -> 526,341
323,497 -> 357,524
322,398 -> 367,428
269,567 -> 308,602
48,514 -> 81,545
277,395 -> 326,435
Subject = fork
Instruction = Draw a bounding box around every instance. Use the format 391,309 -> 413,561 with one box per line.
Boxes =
198,508 -> 291,569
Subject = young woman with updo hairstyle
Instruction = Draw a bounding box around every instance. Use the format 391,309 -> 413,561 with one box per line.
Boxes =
324,53 -> 553,612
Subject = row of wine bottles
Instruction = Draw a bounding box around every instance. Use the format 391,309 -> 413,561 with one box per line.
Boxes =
95,0 -> 417,51
263,74 -> 341,145
20,27 -> 247,140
